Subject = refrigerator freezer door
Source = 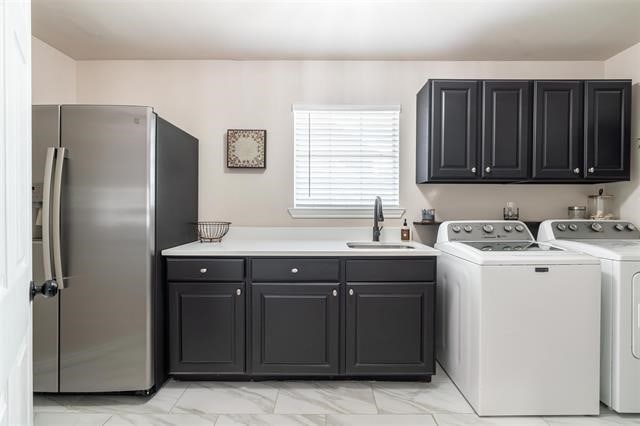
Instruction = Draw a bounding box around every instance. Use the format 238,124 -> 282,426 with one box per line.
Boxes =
32,105 -> 61,393
59,105 -> 155,392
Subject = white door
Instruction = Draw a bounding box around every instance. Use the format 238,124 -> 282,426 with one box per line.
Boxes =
0,0 -> 33,425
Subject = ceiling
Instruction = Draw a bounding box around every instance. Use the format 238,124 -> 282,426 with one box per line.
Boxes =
32,0 -> 640,61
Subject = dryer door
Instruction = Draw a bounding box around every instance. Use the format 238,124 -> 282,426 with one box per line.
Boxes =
633,273 -> 640,359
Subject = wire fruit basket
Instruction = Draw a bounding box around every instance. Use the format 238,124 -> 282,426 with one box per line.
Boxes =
194,221 -> 231,243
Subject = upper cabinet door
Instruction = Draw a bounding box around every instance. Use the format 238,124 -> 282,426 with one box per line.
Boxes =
481,81 -> 531,180
532,81 -> 584,180
584,81 -> 631,181
428,80 -> 479,180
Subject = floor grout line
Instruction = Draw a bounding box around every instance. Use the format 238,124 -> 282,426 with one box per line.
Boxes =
272,382 -> 281,415
168,381 -> 190,414
369,381 -> 381,415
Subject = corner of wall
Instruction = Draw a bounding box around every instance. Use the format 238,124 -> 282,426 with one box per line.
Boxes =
31,36 -> 77,104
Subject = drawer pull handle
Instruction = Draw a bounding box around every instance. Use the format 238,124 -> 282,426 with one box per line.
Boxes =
199,268 -> 207,274
349,289 -> 354,296
332,289 -> 338,297
236,288 -> 242,296
291,268 -> 299,274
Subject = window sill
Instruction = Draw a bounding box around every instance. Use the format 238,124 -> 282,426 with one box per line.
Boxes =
288,207 -> 406,219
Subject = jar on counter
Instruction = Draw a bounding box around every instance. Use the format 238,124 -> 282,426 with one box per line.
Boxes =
568,206 -> 587,219
588,189 -> 615,220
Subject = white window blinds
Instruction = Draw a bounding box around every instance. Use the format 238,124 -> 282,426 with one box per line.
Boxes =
293,105 -> 400,210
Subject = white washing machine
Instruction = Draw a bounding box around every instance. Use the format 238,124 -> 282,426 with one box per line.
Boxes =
436,220 -> 601,416
538,219 -> 640,413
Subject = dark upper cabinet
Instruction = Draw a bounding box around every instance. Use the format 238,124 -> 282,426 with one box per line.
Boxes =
345,282 -> 435,376
481,81 -> 531,180
251,283 -> 340,375
417,80 -> 479,182
532,81 -> 584,180
168,282 -> 245,374
584,80 -> 631,181
416,78 -> 631,184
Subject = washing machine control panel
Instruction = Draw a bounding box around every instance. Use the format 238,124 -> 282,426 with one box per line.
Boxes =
447,221 -> 533,241
550,220 -> 640,239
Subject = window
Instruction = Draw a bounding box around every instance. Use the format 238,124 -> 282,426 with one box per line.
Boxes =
290,105 -> 403,218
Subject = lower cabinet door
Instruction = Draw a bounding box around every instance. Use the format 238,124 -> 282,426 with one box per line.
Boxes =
169,283 -> 245,374
346,282 -> 435,375
251,283 -> 340,375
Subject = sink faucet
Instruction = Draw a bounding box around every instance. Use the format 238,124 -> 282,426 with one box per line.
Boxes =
373,196 -> 384,241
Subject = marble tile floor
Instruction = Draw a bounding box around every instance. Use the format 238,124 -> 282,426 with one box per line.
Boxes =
34,366 -> 640,425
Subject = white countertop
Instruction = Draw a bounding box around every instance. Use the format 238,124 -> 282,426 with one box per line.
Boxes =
162,226 -> 440,257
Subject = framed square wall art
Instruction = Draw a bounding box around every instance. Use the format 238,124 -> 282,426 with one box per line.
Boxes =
226,129 -> 266,168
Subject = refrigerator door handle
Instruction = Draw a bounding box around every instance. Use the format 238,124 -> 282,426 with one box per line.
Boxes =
52,147 -> 67,289
42,147 -> 56,281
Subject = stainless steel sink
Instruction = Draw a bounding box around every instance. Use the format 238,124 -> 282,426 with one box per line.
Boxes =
347,242 -> 415,249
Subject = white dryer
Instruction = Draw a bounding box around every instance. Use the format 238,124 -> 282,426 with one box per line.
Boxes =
436,220 -> 601,416
538,219 -> 640,413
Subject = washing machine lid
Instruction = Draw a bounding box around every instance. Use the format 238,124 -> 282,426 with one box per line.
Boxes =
542,239 -> 640,261
435,241 -> 600,266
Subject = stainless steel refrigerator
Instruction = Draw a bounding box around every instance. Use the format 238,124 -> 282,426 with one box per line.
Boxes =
32,105 -> 198,393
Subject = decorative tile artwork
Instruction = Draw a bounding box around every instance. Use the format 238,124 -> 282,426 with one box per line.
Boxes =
227,129 -> 266,168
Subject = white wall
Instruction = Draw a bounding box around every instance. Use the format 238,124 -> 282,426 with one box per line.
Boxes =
73,59 -> 605,239
604,42 -> 640,225
31,37 -> 76,104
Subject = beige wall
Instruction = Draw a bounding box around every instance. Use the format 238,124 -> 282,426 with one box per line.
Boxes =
73,59 -> 606,236
32,37 -> 76,104
604,42 -> 640,226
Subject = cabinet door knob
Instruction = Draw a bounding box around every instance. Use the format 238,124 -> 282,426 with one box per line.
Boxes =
349,289 -> 354,296
332,289 -> 338,297
588,167 -> 595,174
485,166 -> 491,173
291,268 -> 298,274
471,167 -> 476,173
199,268 -> 207,274
573,167 -> 580,174
236,288 -> 242,296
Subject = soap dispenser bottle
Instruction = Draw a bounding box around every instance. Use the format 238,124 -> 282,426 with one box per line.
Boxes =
401,219 -> 410,241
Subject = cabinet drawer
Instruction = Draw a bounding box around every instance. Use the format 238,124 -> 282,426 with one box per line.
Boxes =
346,258 -> 435,282
251,258 -> 339,282
167,258 -> 245,281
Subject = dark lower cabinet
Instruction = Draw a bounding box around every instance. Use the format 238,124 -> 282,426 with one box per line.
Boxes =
481,80 -> 530,180
166,256 -> 436,379
251,283 -> 340,375
532,80 -> 584,180
345,282 -> 435,376
169,283 -> 245,375
585,80 -> 631,181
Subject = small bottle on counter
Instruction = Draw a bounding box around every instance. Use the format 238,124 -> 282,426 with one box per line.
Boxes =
401,219 -> 410,241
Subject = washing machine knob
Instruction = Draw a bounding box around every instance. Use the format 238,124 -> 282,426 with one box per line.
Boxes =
482,224 -> 494,233
591,223 -> 603,232
464,225 -> 473,233
627,224 -> 636,231
556,224 -> 567,231
614,224 -> 625,231
451,225 -> 461,233
504,225 -> 513,232
568,224 -> 578,231
515,224 -> 525,232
